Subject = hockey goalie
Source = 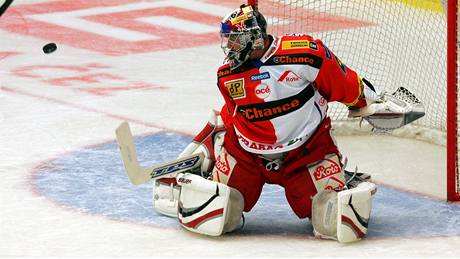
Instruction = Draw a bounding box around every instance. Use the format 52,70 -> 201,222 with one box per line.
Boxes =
118,4 -> 424,243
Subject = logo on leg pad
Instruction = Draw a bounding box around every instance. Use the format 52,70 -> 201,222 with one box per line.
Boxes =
308,155 -> 345,191
212,148 -> 236,184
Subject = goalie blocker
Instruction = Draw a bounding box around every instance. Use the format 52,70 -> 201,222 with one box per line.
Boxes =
153,110 -> 225,217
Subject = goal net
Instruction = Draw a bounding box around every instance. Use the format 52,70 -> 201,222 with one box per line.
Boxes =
249,0 -> 459,201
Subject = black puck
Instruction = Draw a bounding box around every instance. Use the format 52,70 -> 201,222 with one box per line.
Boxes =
43,42 -> 57,54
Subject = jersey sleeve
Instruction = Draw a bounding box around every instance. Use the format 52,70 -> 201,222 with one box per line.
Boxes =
313,41 -> 366,108
217,83 -> 236,117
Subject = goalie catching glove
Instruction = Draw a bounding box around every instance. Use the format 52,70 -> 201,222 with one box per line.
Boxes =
348,78 -> 425,131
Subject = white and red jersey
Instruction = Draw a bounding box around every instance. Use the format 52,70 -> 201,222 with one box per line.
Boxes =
217,34 -> 365,155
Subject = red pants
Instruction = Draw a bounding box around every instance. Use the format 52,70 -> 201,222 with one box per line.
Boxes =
212,117 -> 341,219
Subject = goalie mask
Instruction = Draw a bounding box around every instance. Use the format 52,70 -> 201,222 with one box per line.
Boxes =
220,5 -> 267,70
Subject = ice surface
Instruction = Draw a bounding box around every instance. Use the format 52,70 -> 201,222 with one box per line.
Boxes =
0,0 -> 459,257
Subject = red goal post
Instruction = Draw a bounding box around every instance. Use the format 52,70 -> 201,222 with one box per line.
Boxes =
248,0 -> 459,202
447,0 -> 458,202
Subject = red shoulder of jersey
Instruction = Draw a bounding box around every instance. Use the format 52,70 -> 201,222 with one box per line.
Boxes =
262,35 -> 325,69
276,34 -> 324,55
217,63 -> 232,79
217,62 -> 251,79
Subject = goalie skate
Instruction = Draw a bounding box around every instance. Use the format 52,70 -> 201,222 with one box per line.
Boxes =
344,168 -> 373,189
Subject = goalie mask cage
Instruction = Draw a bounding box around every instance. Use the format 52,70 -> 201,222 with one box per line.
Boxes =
248,0 -> 459,202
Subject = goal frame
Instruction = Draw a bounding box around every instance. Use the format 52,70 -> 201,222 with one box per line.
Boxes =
447,0 -> 459,202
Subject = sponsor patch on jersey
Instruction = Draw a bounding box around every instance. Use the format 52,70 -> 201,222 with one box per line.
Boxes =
239,99 -> 300,122
278,70 -> 301,83
255,84 -> 271,99
282,40 -> 310,50
238,84 -> 315,122
218,68 -> 232,78
287,137 -> 303,147
237,133 -> 284,151
266,54 -> 323,68
218,65 -> 245,78
335,56 -> 348,75
250,72 -> 270,81
225,78 -> 245,99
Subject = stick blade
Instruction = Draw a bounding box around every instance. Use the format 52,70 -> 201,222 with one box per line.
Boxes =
115,122 -> 150,185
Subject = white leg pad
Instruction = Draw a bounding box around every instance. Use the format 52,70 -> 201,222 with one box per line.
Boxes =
337,182 -> 376,243
312,182 -> 376,243
176,173 -> 244,236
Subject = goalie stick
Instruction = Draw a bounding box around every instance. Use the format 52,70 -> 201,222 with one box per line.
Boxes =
115,121 -> 204,185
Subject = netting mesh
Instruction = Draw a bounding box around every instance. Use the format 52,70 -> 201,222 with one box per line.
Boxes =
255,0 -> 460,200
258,0 -> 447,132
